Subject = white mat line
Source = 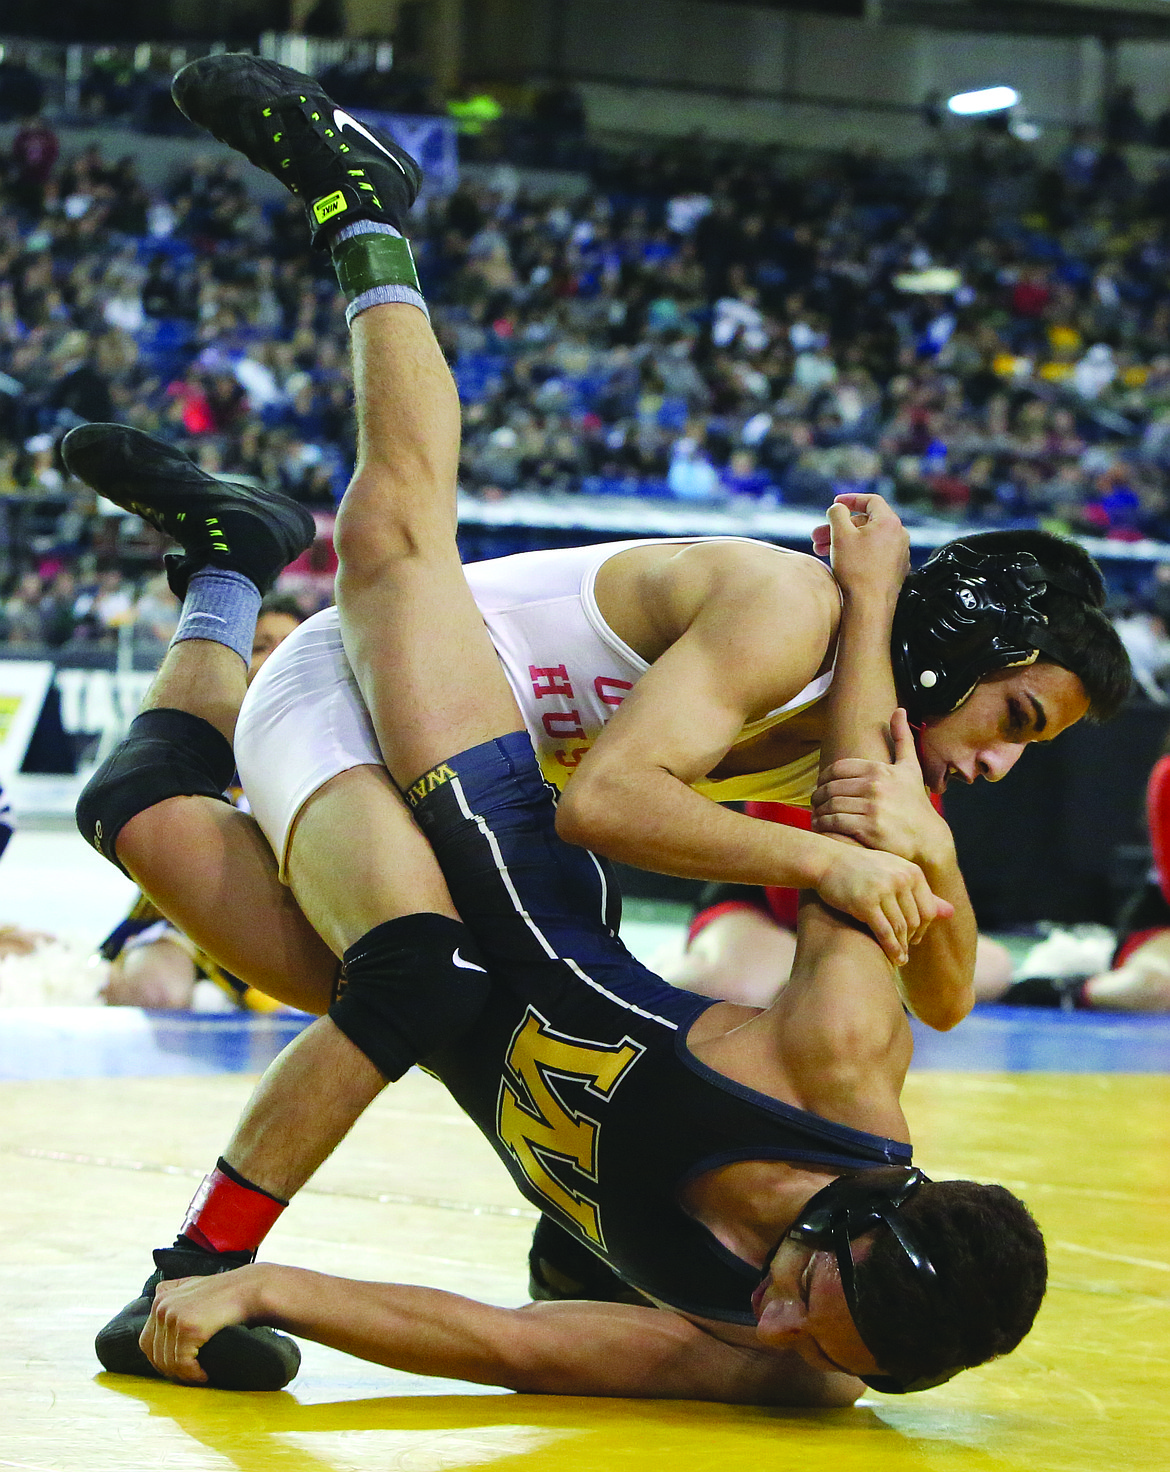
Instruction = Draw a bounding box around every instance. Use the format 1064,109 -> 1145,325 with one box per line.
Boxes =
1052,1240 -> 1170,1273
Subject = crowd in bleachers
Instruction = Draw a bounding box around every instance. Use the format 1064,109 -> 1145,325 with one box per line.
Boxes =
7,83 -> 1170,665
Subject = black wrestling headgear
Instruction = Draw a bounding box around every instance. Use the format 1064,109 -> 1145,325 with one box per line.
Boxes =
892,542 -> 1093,722
782,1166 -> 959,1394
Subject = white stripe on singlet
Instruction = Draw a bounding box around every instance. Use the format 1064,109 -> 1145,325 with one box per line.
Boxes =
448,774 -> 678,1032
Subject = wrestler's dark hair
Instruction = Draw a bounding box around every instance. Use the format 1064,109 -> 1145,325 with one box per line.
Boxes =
946,530 -> 1131,721
850,1179 -> 1048,1386
258,591 -> 309,622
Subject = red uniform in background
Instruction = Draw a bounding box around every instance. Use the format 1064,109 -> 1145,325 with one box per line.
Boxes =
1114,754 -> 1170,966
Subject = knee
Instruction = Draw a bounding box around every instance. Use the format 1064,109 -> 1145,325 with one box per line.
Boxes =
334,475 -> 423,578
77,710 -> 235,875
973,935 -> 1014,1002
103,944 -> 198,1008
328,913 -> 491,1080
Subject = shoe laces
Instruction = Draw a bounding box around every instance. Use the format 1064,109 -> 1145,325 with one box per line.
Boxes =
260,95 -> 385,198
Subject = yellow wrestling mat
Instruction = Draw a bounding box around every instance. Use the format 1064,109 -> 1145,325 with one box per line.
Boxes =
1,1068 -> 1167,1472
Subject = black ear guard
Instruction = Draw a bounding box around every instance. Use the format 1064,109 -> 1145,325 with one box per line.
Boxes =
892,543 -> 1090,723
782,1166 -> 961,1395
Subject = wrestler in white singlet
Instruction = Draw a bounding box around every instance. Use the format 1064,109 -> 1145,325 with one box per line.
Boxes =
235,538 -> 833,875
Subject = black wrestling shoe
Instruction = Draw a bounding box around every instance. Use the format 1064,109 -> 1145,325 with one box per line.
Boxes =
95,1245 -> 301,1391
62,423 -> 316,600
171,53 -> 422,246
527,1215 -> 647,1306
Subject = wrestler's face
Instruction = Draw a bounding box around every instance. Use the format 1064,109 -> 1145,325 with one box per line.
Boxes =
917,662 -> 1090,796
752,1233 -> 882,1380
248,611 -> 302,683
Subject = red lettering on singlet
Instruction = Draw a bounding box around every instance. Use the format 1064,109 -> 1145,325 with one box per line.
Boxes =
543,711 -> 587,739
555,747 -> 590,771
530,664 -> 574,699
594,676 -> 633,707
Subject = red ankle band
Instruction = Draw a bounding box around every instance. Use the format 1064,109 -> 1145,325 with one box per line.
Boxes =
181,1167 -> 287,1254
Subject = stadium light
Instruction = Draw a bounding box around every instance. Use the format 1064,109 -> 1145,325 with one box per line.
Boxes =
947,86 -> 1020,116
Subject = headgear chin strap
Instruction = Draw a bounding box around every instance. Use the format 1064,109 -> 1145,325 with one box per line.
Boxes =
892,543 -> 1089,723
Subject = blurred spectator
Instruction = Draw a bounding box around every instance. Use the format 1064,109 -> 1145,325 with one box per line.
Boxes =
1151,100 -> 1170,151
1113,607 -> 1170,702
133,571 -> 179,647
37,568 -> 79,646
9,115 -> 58,213
46,334 -> 113,424
3,571 -> 46,644
447,84 -> 504,160
1073,344 -> 1117,401
7,65 -> 1170,662
667,432 -> 720,500
1104,85 -> 1147,147
448,85 -> 504,135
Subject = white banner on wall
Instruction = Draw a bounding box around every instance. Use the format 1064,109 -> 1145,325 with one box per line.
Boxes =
0,661 -> 54,783
54,670 -> 154,740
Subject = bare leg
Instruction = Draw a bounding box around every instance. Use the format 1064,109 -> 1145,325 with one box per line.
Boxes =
1084,932 -> 1170,1011
667,911 -> 1014,1009
208,306 -> 533,1200
972,934 -> 1014,1004
141,635 -> 247,746
104,939 -> 198,1009
113,637 -> 337,1013
110,332 -> 501,1205
334,305 -> 524,782
666,910 -> 798,1007
217,763 -> 462,1200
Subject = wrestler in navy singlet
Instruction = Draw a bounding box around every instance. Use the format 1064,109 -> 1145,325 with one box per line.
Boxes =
408,732 -> 912,1327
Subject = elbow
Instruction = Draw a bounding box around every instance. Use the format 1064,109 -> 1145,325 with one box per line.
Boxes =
555,773 -> 625,856
912,989 -> 974,1033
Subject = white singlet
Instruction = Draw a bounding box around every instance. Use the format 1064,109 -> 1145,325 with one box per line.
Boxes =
235,537 -> 834,875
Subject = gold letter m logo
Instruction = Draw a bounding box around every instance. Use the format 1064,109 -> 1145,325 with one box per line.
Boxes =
497,1008 -> 642,1247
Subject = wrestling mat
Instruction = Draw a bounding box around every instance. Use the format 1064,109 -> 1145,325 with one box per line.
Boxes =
0,1008 -> 1167,1472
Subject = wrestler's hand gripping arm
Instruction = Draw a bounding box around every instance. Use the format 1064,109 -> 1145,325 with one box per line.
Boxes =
765,496 -> 946,1138
811,495 -> 976,1030
555,541 -> 943,967
142,1267 -> 859,1406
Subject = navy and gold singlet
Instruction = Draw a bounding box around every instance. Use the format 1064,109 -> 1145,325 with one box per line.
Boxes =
411,732 -> 912,1326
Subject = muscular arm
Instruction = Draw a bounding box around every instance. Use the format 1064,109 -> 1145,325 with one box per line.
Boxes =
809,507 -> 975,1030
143,1265 -> 861,1407
556,546 -> 843,892
765,508 -> 915,1131
810,762 -> 976,1029
766,503 -> 956,1131
892,815 -> 976,1029
556,544 -> 940,965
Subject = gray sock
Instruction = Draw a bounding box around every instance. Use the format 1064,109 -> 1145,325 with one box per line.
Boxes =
171,568 -> 261,668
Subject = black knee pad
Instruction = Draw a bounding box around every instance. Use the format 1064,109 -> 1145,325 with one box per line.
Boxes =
329,913 -> 492,1082
76,708 -> 236,876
